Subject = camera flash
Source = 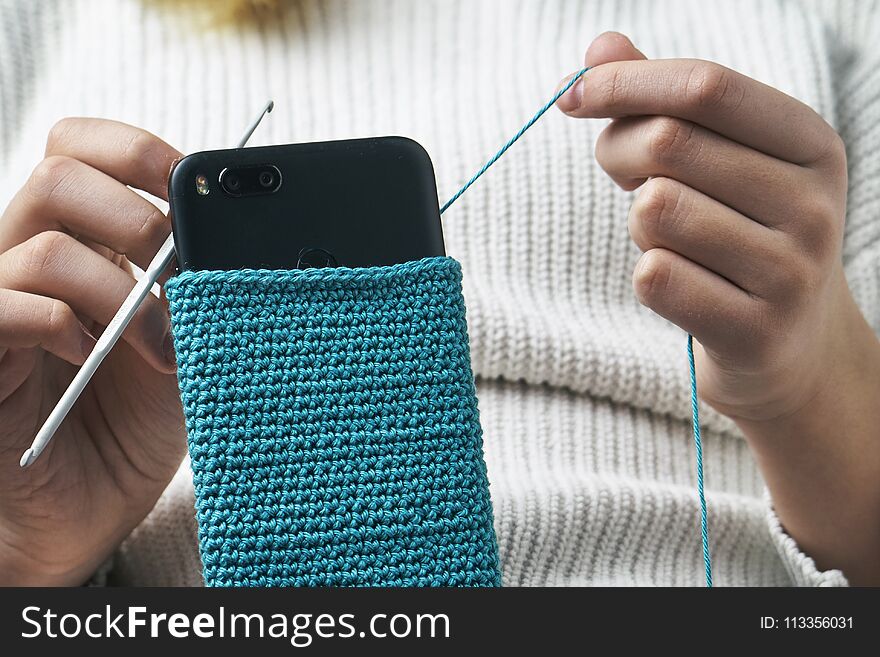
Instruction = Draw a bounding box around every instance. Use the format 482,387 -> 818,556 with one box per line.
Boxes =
195,174 -> 210,196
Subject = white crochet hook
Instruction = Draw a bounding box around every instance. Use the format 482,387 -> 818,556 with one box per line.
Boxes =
19,100 -> 275,468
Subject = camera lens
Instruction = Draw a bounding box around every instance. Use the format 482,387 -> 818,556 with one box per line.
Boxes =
220,165 -> 279,196
258,171 -> 275,188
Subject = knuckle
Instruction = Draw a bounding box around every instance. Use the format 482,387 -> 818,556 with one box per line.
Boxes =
119,130 -> 161,170
685,62 -> 743,112
45,299 -> 75,337
594,126 -> 613,169
828,130 -> 847,167
25,155 -> 77,203
763,243 -> 822,306
633,249 -> 672,305
796,196 -> 841,254
45,117 -> 79,154
816,129 -> 847,170
19,230 -> 71,279
828,131 -> 847,165
633,178 -> 683,243
134,205 -> 168,243
770,256 -> 810,298
595,65 -> 626,109
646,116 -> 697,165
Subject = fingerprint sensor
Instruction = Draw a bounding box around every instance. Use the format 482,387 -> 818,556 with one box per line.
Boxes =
296,247 -> 338,269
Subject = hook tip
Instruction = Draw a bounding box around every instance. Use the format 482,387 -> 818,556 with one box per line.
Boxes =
19,448 -> 37,468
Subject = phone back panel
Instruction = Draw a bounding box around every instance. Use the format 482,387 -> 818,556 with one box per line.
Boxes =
170,137 -> 444,270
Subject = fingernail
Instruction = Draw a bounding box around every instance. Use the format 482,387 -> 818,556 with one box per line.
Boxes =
557,75 -> 583,113
162,331 -> 176,367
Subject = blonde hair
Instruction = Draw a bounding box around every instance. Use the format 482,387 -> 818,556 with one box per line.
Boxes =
149,0 -> 288,25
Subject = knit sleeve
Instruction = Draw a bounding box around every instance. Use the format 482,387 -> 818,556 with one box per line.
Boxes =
764,492 -> 848,587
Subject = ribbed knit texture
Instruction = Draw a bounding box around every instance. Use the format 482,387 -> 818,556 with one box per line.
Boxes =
2,0 -> 877,586
165,257 -> 501,586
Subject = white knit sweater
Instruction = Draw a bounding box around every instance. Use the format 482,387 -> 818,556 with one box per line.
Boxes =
2,0 -> 878,586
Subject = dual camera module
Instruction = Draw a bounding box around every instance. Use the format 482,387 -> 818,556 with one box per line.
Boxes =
196,165 -> 282,197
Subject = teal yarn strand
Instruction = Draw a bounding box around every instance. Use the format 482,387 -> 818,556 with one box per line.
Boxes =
440,66 -> 590,215
688,334 -> 713,587
441,66 -> 714,588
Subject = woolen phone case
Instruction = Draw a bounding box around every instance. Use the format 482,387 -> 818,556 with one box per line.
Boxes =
164,256 -> 501,586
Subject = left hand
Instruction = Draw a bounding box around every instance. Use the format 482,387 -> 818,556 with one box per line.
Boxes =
557,32 -> 859,424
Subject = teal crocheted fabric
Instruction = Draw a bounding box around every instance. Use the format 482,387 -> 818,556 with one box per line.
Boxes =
164,256 -> 501,586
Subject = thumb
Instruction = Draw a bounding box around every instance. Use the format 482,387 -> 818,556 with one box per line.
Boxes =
585,31 -> 647,67
557,32 -> 646,113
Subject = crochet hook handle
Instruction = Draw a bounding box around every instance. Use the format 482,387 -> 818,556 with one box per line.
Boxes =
20,235 -> 175,467
20,100 -> 275,468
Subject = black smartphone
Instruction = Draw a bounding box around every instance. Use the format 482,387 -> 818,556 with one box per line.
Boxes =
168,136 -> 444,271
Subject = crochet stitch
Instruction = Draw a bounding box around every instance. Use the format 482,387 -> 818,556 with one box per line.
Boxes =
165,256 -> 501,586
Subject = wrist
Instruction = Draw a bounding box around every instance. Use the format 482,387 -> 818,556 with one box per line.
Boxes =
731,286 -> 880,584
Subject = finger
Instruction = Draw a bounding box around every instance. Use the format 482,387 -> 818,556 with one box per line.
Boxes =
555,32 -> 646,98
0,156 -> 170,268
0,232 -> 175,374
559,58 -> 837,166
77,239 -> 131,272
67,242 -> 140,338
43,117 -> 182,200
585,31 -> 647,66
0,288 -> 93,365
628,178 -> 794,299
633,247 -> 764,357
595,115 -> 807,227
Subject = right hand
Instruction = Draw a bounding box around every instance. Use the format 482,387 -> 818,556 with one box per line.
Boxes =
0,118 -> 187,585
